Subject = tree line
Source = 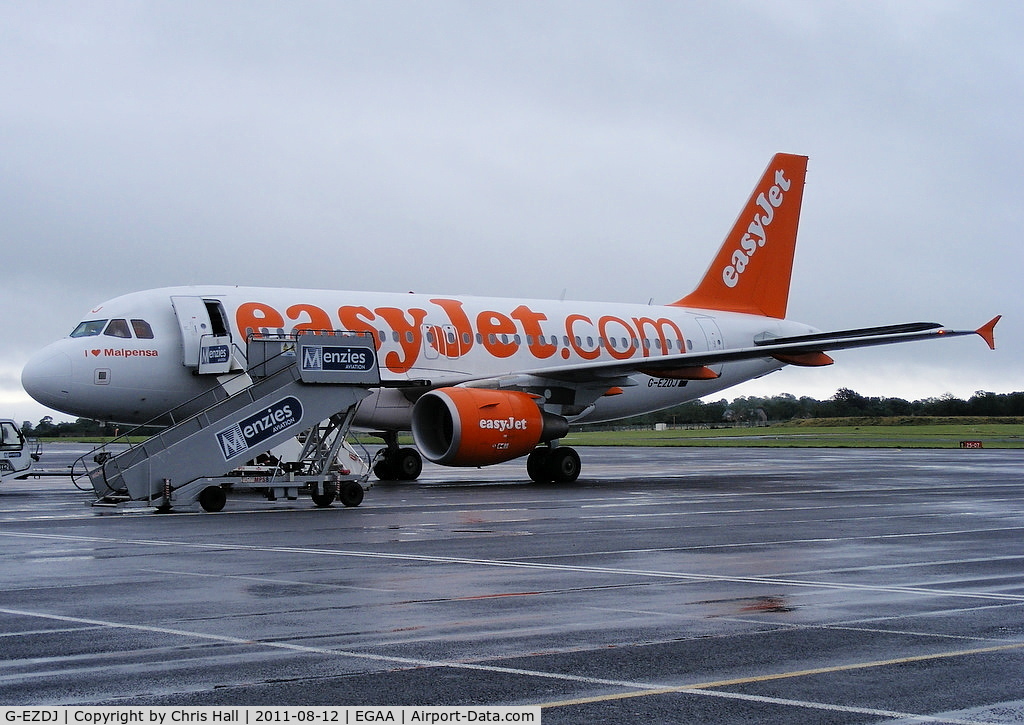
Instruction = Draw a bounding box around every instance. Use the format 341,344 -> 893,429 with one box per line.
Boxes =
18,388 -> 1024,437
20,416 -> 161,438
608,388 -> 1024,427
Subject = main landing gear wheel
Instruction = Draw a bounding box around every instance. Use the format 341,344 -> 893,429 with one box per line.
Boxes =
527,446 -> 581,484
527,448 -> 548,482
198,485 -> 227,513
338,481 -> 364,507
395,447 -> 423,480
374,445 -> 423,481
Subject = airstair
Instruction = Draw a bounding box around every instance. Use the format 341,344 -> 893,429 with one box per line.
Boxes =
76,331 -> 383,512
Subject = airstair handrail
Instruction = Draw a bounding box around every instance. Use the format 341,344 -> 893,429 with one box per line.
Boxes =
71,330 -> 377,497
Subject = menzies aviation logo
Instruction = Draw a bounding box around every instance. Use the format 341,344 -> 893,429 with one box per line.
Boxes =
301,344 -> 374,372
201,344 -> 230,366
216,397 -> 303,460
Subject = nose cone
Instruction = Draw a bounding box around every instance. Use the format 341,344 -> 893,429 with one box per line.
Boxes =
21,347 -> 72,412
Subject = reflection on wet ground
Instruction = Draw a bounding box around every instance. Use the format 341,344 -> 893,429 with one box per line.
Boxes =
2,446 -> 1024,723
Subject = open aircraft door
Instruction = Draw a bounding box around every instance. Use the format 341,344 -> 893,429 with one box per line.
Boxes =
170,296 -> 234,374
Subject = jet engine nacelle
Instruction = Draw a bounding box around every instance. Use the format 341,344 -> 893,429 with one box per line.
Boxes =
411,388 -> 569,467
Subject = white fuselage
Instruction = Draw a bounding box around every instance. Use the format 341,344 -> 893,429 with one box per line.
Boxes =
21,285 -> 815,427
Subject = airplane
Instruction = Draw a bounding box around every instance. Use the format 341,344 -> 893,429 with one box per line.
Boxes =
21,153 -> 1000,484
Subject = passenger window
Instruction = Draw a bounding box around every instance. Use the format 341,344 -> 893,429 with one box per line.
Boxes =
104,319 -> 132,338
70,320 -> 108,338
130,319 -> 154,339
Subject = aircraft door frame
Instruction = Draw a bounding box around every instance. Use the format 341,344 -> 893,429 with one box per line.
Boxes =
695,316 -> 725,374
422,324 -> 463,360
441,325 -> 463,357
421,324 -> 440,360
171,296 -> 233,371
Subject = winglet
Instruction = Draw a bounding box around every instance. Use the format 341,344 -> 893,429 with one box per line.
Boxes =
975,315 -> 1001,350
673,153 -> 809,319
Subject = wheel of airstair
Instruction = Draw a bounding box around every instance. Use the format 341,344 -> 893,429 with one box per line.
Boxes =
311,483 -> 337,508
338,481 -> 364,507
198,485 -> 227,512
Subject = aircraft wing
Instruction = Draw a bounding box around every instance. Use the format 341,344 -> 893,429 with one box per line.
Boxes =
510,316 -> 1002,384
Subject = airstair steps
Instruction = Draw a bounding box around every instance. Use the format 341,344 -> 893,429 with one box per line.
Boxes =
84,332 -> 381,505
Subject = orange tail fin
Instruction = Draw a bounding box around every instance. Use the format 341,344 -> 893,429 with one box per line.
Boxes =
673,153 -> 808,319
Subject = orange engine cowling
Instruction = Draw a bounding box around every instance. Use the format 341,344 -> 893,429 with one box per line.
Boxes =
411,388 -> 569,467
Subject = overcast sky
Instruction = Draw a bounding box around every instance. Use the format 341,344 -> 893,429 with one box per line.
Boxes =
2,0 -> 1020,425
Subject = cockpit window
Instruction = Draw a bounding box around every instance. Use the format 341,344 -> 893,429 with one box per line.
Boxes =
131,319 -> 154,339
104,319 -> 132,338
71,318 -> 154,339
70,320 -> 108,338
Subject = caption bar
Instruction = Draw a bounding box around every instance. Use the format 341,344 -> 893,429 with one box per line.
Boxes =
1,709 -> 540,725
